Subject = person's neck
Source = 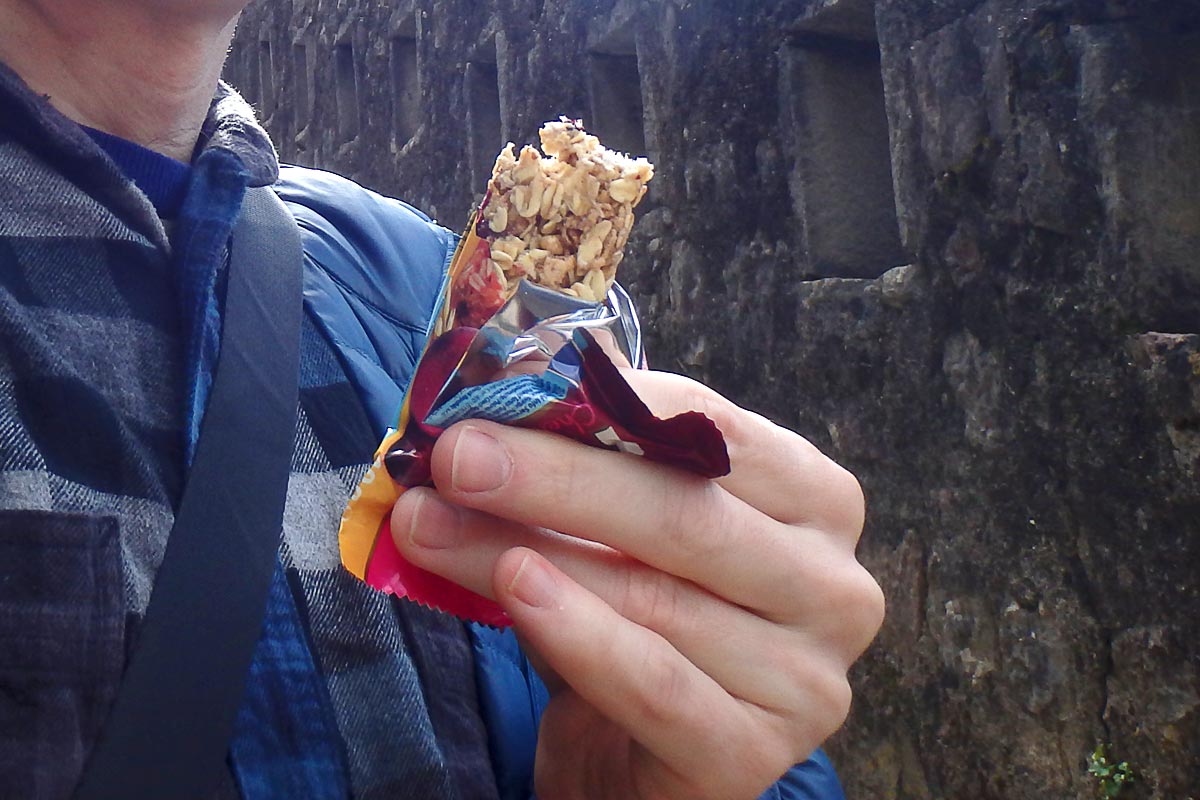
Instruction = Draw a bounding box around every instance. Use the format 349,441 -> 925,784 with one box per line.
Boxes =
0,2 -> 241,162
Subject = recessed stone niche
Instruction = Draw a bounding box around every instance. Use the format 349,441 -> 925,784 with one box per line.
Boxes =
466,37 -> 503,189
586,19 -> 647,156
390,14 -> 420,148
781,0 -> 906,279
335,41 -> 359,144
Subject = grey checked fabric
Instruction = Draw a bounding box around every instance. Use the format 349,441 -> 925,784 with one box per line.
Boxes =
0,60 -> 495,800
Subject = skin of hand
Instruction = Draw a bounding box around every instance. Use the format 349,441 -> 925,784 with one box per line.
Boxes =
391,369 -> 886,800
5,6 -> 883,793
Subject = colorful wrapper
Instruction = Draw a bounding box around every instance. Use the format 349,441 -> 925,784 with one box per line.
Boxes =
338,204 -> 730,627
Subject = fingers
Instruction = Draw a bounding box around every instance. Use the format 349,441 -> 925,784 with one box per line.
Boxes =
532,692 -> 711,800
421,422 -> 799,615
493,548 -> 796,799
393,369 -> 880,797
620,369 -> 865,538
394,488 -> 878,694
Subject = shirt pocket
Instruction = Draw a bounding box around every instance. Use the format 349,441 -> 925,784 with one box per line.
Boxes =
0,509 -> 125,800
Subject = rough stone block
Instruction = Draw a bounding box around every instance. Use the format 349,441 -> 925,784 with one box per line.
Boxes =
224,1 -> 1200,796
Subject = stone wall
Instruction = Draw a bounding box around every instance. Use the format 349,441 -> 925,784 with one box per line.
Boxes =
226,1 -> 1200,796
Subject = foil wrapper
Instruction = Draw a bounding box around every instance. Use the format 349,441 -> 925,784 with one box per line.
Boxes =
338,205 -> 728,627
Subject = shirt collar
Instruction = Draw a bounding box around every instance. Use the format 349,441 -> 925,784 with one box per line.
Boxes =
0,59 -> 279,229
198,82 -> 279,187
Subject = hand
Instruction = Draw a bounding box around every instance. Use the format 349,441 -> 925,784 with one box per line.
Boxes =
390,370 -> 885,800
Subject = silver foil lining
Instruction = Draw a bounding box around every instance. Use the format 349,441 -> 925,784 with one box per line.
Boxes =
477,279 -> 646,369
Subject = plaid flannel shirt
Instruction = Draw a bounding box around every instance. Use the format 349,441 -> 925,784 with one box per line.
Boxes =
0,61 -> 496,799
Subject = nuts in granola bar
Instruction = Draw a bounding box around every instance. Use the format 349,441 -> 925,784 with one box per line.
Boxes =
481,118 -> 653,303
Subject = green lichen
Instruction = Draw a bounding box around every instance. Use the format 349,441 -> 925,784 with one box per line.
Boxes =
1087,744 -> 1135,799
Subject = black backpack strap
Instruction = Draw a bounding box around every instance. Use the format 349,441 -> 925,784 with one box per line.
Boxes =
74,186 -> 304,799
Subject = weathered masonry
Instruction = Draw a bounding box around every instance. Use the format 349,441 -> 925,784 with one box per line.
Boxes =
227,1 -> 1200,797
225,0 -> 909,279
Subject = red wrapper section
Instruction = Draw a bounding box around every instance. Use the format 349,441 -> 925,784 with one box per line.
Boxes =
360,329 -> 729,627
339,177 -> 730,627
364,519 -> 515,627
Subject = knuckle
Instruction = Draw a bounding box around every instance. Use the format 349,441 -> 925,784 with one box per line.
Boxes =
555,441 -> 590,499
727,715 -> 799,791
835,563 -> 886,656
787,667 -> 854,750
812,668 -> 854,741
688,385 -> 743,439
657,479 -> 729,561
825,462 -> 866,536
822,673 -> 854,735
658,372 -> 746,445
818,562 -> 886,659
760,735 -> 804,783
843,470 -> 867,530
772,643 -> 819,701
655,485 -> 693,545
855,566 -> 887,642
769,651 -> 853,749
620,566 -> 689,636
630,650 -> 693,729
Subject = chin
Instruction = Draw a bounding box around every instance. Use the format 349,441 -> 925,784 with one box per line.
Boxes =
136,0 -> 251,20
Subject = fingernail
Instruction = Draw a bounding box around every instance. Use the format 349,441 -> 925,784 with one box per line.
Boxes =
451,427 -> 513,493
406,493 -> 463,550
507,552 -> 559,609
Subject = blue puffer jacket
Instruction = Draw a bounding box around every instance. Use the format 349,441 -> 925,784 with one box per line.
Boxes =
276,165 -> 846,800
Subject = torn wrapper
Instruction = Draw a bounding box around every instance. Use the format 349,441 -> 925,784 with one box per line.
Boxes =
338,124 -> 730,626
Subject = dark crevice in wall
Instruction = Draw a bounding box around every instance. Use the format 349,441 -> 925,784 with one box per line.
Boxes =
466,38 -> 502,191
782,21 -> 907,279
391,19 -> 421,148
243,43 -> 261,107
259,40 -> 275,117
587,53 -> 646,156
586,19 -> 646,156
293,43 -> 311,131
335,42 -> 359,144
